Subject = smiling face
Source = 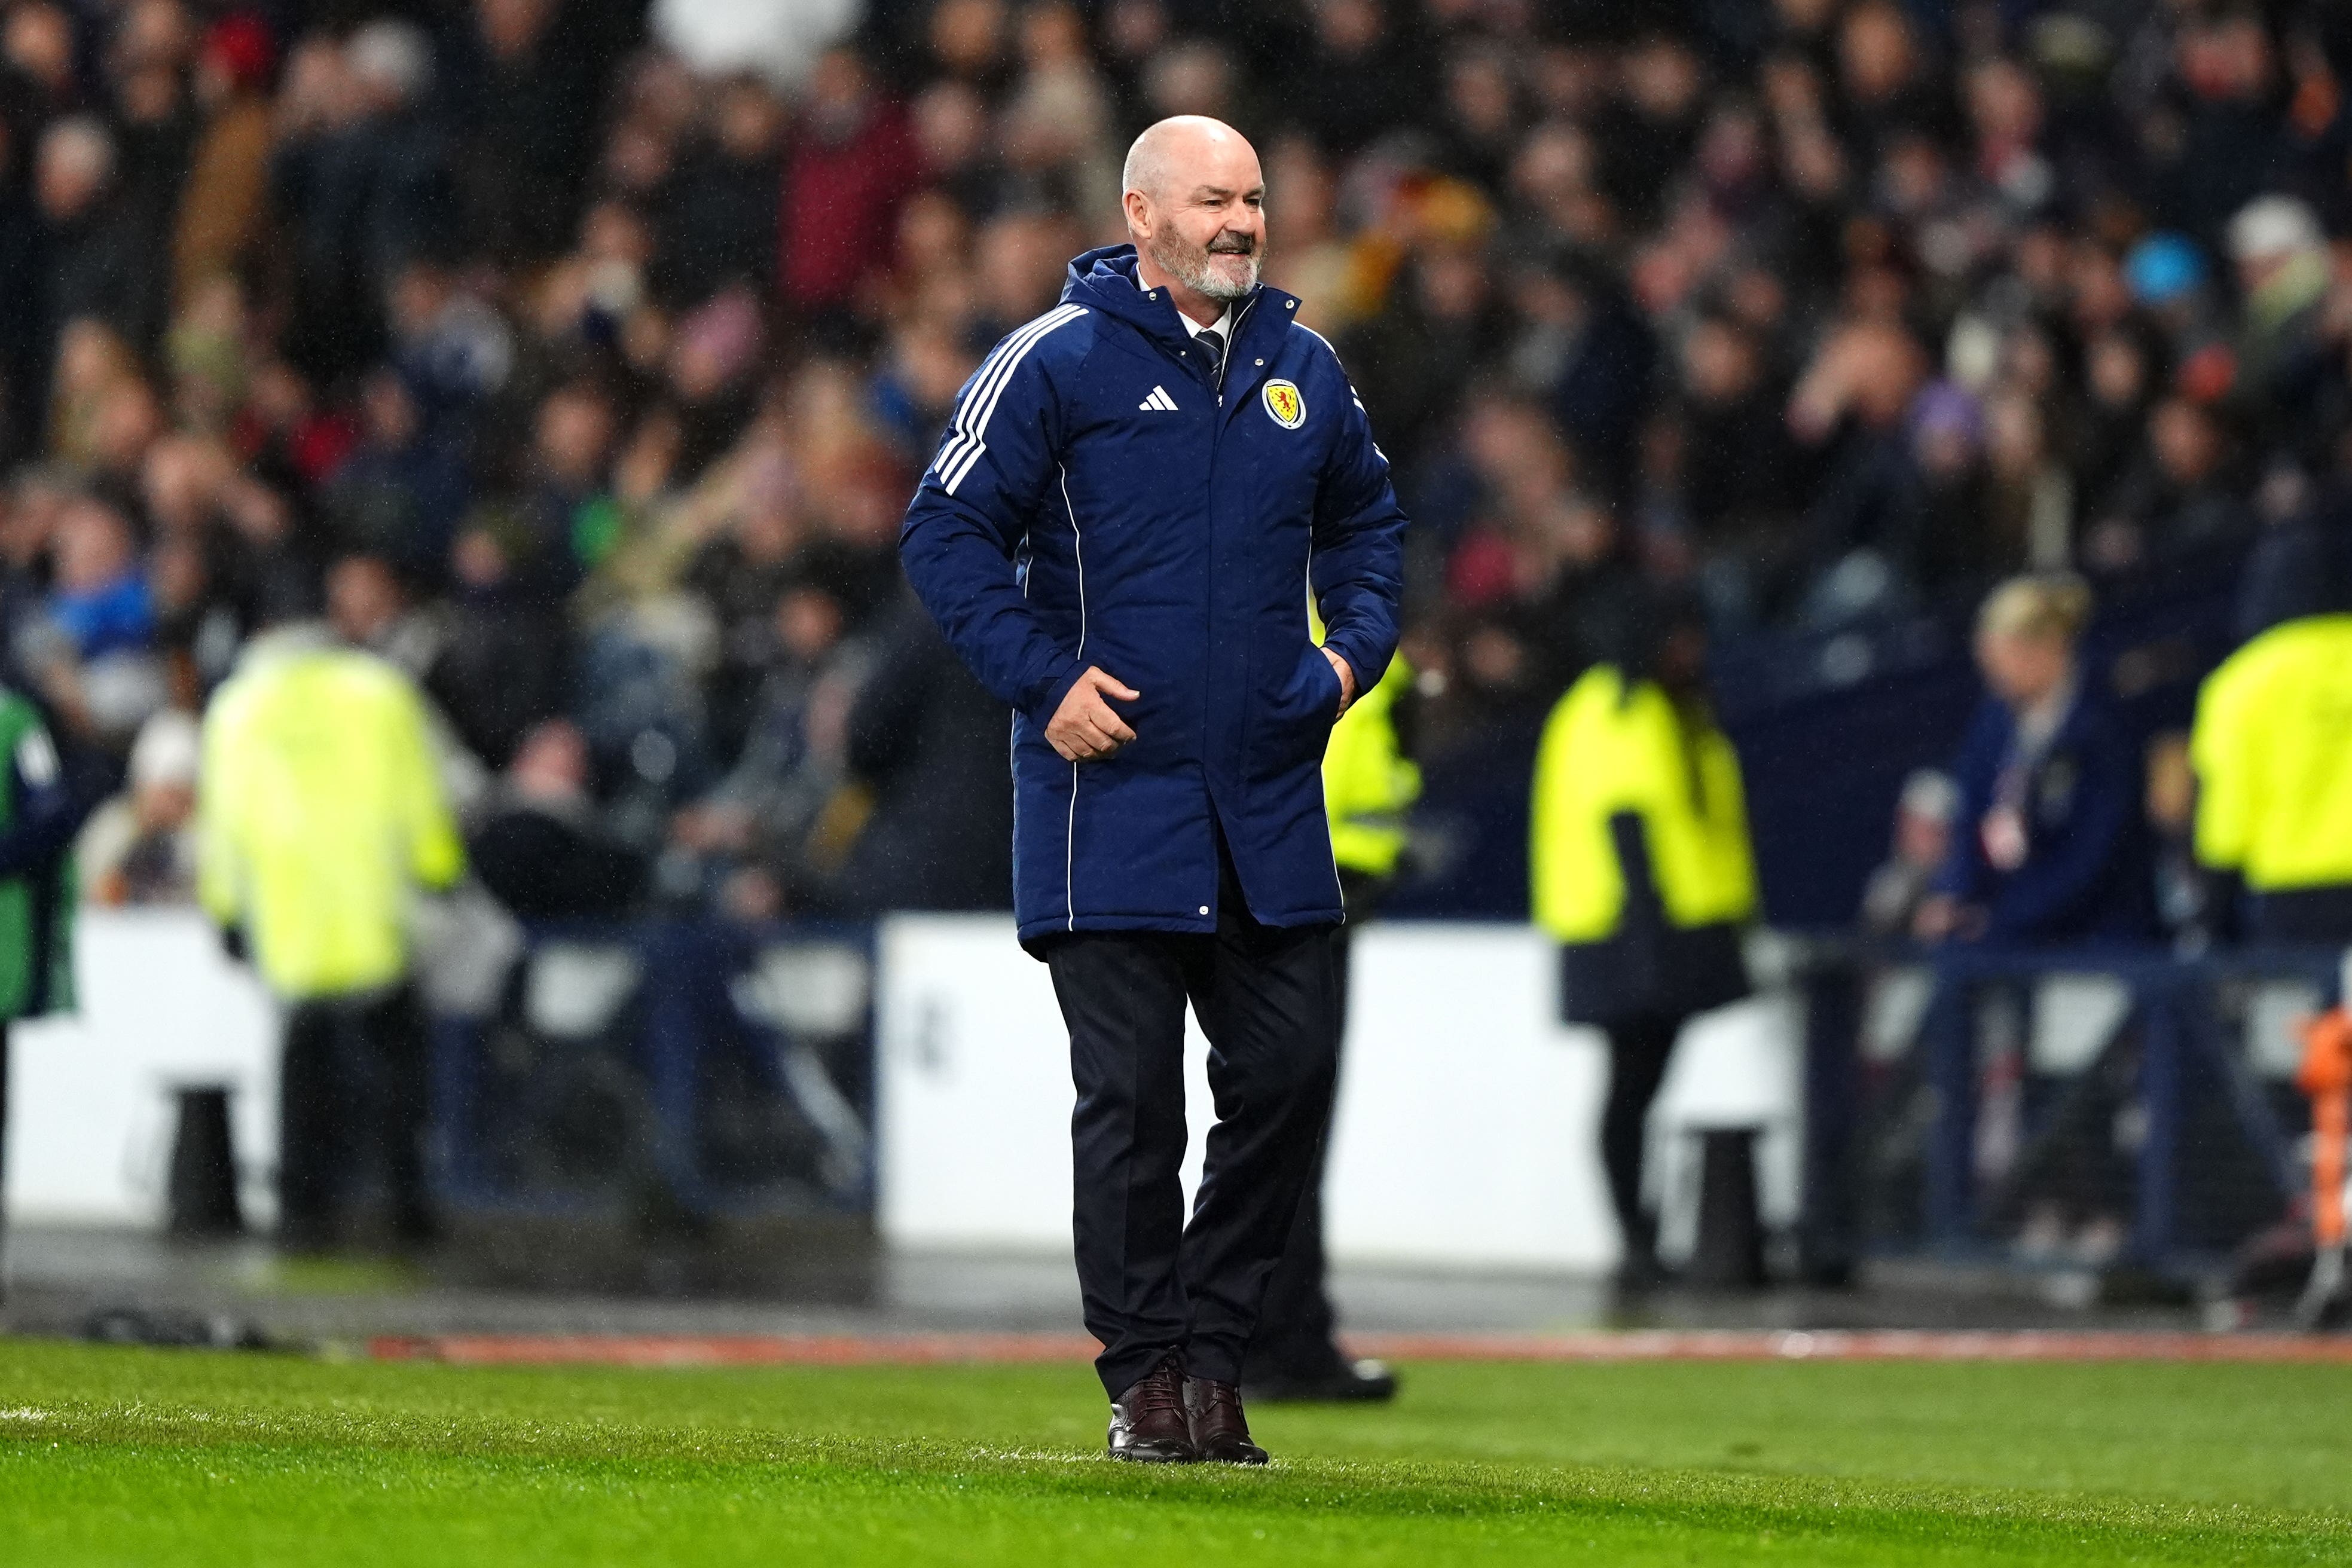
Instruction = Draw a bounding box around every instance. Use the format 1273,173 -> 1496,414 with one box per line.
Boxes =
1123,117 -> 1265,308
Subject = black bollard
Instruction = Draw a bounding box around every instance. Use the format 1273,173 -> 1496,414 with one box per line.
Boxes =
166,1086 -> 244,1238
1688,1127 -> 1767,1290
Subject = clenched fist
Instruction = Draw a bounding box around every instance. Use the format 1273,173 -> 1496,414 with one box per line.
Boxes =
1048,667 -> 1141,762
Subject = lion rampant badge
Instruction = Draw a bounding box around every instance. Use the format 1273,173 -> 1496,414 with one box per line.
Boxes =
1261,378 -> 1306,430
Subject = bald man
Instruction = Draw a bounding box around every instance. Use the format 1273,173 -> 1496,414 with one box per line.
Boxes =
901,117 -> 1408,1464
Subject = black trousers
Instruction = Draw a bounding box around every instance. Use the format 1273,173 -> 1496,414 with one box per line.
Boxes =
1044,855 -> 1341,1398
279,985 -> 432,1250
2250,884 -> 2352,945
1600,1013 -> 1686,1263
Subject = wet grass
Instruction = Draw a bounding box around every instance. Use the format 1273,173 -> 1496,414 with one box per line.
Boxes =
4,1339 -> 2349,1564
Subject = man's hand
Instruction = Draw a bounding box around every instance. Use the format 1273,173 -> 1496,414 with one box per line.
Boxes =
1323,647 -> 1358,714
1047,667 -> 1140,762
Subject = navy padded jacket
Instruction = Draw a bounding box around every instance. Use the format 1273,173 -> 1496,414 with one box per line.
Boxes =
900,244 -> 1409,947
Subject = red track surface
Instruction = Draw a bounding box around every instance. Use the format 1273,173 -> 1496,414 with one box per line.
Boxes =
367,1329 -> 2352,1368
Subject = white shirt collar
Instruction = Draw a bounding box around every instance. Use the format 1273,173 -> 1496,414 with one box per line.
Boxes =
1181,303 -> 1234,340
1135,274 -> 1232,338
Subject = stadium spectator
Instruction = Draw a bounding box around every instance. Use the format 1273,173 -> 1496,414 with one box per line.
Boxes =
828,599 -> 1012,915
1860,769 -> 1959,939
76,705 -> 200,906
27,494 -> 167,745
1916,575 -> 2154,947
470,717 -> 646,920
322,371 -> 470,580
172,12 -> 277,313
1532,591 -> 1756,1292
667,537 -> 881,920
778,47 -> 921,331
34,119 -> 150,372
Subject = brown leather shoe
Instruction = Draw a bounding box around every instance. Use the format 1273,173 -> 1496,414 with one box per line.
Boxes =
1108,1355 -> 1198,1463
1184,1375 -> 1269,1465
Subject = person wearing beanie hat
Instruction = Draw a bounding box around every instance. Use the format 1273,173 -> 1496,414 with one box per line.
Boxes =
2228,195 -> 2335,447
75,708 -> 201,906
173,13 -> 277,308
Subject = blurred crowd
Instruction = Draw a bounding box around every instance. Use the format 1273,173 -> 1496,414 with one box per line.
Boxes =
3,0 -> 2349,924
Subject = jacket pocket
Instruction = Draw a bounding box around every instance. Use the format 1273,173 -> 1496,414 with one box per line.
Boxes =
1254,642 -> 1343,777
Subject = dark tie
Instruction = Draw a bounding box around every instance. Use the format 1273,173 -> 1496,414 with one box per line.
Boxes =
1195,325 -> 1226,383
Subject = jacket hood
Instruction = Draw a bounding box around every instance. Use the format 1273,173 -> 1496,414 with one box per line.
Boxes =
234,622 -> 338,673
1061,243 -> 1296,346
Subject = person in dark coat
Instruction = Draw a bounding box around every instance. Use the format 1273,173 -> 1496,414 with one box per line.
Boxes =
469,718 -> 645,921
445,0 -> 628,270
32,118 -> 148,369
270,23 -> 455,386
1916,574 -> 2155,947
650,76 -> 783,311
899,117 -> 1407,1465
833,600 -> 1012,914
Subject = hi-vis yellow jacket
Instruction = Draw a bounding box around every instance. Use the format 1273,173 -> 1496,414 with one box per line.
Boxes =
1324,655 -> 1420,879
1531,664 -> 1757,943
198,633 -> 465,999
2191,614 -> 2352,892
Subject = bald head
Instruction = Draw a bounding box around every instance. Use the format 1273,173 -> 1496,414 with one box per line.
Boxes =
1122,116 -> 1266,319
1122,115 -> 1253,203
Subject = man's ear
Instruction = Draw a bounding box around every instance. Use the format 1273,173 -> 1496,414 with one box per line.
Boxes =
1122,188 -> 1151,241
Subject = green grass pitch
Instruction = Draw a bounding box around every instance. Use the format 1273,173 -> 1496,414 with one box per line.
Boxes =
5,1338 -> 2350,1564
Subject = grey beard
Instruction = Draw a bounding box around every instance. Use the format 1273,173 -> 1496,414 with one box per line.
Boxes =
1154,235 -> 1260,301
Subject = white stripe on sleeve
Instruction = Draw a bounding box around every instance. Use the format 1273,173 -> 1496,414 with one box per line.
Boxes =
932,304 -> 1086,495
942,305 -> 1086,495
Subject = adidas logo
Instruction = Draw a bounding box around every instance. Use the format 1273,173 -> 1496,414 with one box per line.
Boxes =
1138,386 -> 1178,412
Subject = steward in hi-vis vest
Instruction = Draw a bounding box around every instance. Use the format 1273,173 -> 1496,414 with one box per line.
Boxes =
1533,662 -> 1756,1020
1250,647 -> 1421,1402
199,624 -> 463,1251
2193,612 -> 2352,943
1323,653 -> 1421,884
1530,595 -> 1754,1289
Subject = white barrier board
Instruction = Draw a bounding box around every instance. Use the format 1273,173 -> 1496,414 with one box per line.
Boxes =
7,911 -> 1798,1264
3,910 -> 280,1227
875,916 -> 1799,1272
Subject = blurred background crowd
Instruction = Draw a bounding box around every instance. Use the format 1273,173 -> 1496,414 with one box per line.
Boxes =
0,0 -> 2347,935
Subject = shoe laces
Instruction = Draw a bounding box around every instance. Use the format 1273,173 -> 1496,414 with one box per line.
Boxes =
1127,1358 -> 1186,1419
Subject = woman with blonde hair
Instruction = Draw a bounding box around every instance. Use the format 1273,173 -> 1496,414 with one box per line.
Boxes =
1914,573 -> 2155,945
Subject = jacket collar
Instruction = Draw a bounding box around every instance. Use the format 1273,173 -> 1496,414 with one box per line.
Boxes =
1061,244 -> 1297,366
